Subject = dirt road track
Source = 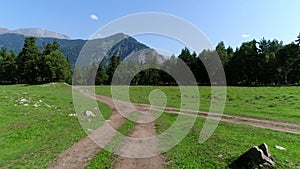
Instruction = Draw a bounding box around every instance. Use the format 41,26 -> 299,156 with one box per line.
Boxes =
48,89 -> 165,169
48,88 -> 300,169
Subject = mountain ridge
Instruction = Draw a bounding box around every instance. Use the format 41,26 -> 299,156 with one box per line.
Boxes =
0,27 -> 70,39
0,31 -> 166,67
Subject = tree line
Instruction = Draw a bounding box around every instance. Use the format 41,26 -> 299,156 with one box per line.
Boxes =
75,33 -> 300,86
1,34 -> 300,85
0,37 -> 71,84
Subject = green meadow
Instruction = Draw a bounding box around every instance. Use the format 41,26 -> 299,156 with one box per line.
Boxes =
95,86 -> 300,123
0,84 -> 111,168
0,84 -> 299,168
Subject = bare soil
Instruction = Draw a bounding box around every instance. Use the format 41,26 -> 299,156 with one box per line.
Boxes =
113,122 -> 165,169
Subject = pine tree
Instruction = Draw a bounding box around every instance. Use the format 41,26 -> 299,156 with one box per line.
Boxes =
95,62 -> 108,85
107,55 -> 120,84
17,37 -> 42,84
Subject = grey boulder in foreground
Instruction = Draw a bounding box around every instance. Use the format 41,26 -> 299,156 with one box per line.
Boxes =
228,143 -> 275,169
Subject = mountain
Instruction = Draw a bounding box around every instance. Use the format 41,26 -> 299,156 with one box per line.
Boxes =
0,28 -> 70,39
123,48 -> 166,64
0,32 -> 166,67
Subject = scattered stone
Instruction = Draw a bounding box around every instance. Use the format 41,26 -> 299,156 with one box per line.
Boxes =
20,98 -> 29,103
39,99 -> 43,103
275,145 -> 286,151
218,154 -> 224,158
68,114 -> 77,117
44,103 -> 51,108
24,104 -> 29,106
228,143 -> 275,169
83,110 -> 96,117
86,128 -> 94,132
33,103 -> 39,107
94,107 -> 98,110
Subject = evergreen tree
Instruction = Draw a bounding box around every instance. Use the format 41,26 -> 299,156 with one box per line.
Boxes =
296,33 -> 300,46
73,65 -> 82,85
216,41 -> 230,64
107,55 -> 120,84
276,43 -> 300,84
42,41 -> 71,83
17,37 -> 42,84
95,62 -> 108,85
44,50 -> 71,82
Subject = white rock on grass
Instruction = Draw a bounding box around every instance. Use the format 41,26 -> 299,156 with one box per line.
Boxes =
33,103 -> 39,108
218,154 -> 224,158
86,128 -> 94,132
20,98 -> 29,103
275,145 -> 286,151
83,110 -> 96,117
68,114 -> 77,117
24,104 -> 29,106
44,103 -> 51,108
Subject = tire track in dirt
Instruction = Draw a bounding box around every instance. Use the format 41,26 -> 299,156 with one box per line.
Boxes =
148,107 -> 300,135
113,122 -> 165,169
48,89 -> 166,169
48,88 -> 299,169
47,89 -> 126,169
89,89 -> 300,135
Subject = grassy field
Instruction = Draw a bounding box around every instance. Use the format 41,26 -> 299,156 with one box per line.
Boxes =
156,113 -> 300,168
95,86 -> 300,123
93,85 -> 300,168
1,84 -> 299,168
0,84 -> 112,168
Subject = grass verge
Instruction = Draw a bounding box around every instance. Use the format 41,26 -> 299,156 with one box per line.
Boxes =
95,86 -> 300,123
155,113 -> 300,168
0,84 -> 112,168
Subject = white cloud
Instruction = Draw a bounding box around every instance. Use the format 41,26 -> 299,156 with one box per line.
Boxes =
242,34 -> 251,38
89,14 -> 99,20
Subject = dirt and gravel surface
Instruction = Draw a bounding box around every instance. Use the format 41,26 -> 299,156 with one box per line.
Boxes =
114,122 -> 165,169
48,89 -> 166,169
47,90 -> 127,169
48,88 -> 300,169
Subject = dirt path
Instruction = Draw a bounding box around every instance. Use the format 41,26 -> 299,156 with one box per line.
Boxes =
48,88 -> 300,169
48,89 -> 166,169
47,89 -> 127,169
149,107 -> 300,135
113,122 -> 165,169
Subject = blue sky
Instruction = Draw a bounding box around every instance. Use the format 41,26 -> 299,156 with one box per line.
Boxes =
1,0 -> 300,55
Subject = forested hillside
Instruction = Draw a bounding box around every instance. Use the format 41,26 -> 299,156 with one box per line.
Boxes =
1,33 -> 299,85
75,33 -> 300,86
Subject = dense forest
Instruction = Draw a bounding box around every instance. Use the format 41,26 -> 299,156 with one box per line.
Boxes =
1,34 -> 300,85
75,33 -> 300,86
0,37 -> 71,84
